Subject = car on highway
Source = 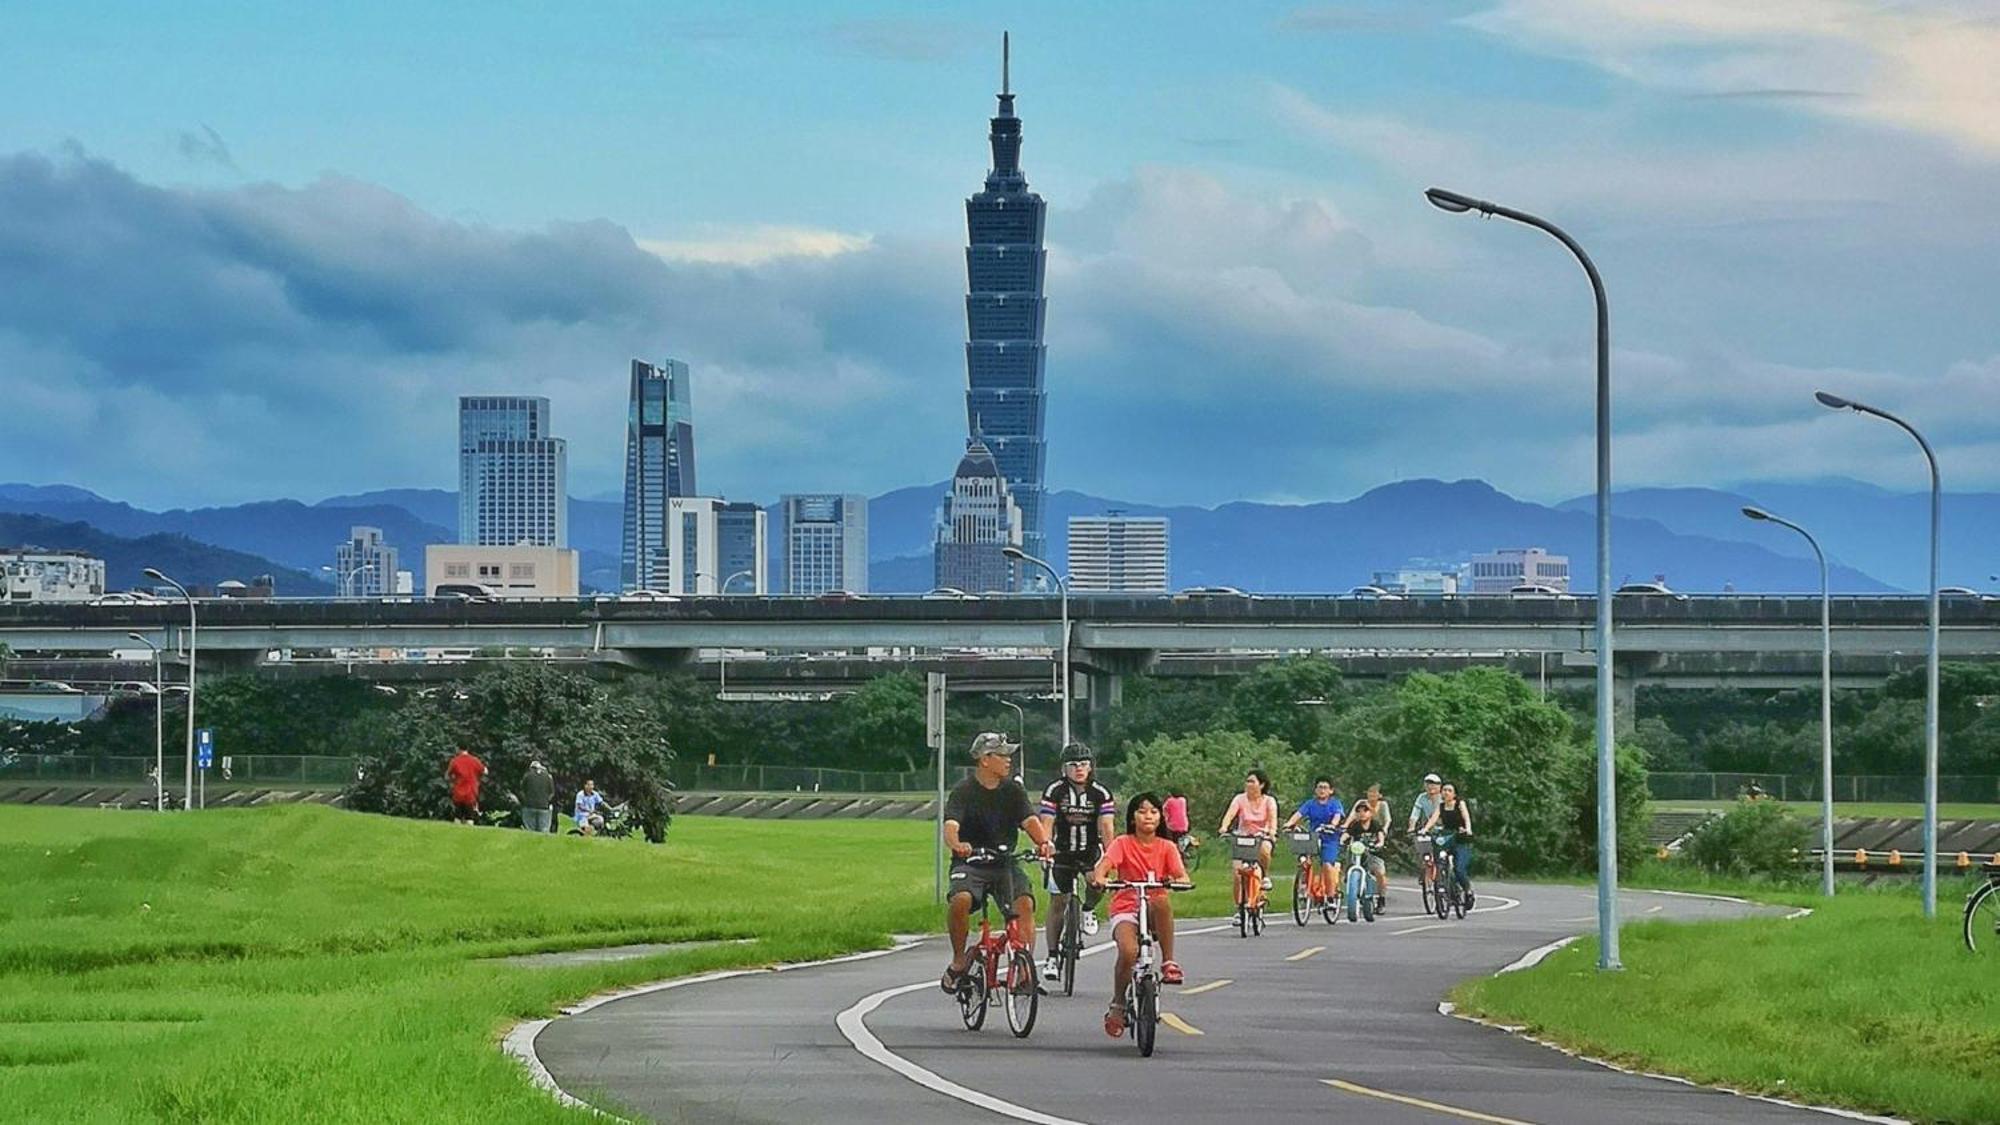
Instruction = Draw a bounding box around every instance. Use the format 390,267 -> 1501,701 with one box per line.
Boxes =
816,590 -> 864,604
91,592 -> 164,606
432,583 -> 497,601
1508,583 -> 1572,599
923,587 -> 980,600
1616,582 -> 1687,599
1347,585 -> 1403,600
616,589 -> 681,603
1939,586 -> 1979,598
1175,585 -> 1251,600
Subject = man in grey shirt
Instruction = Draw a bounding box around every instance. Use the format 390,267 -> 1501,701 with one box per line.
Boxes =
520,760 -> 555,833
1408,773 -> 1443,890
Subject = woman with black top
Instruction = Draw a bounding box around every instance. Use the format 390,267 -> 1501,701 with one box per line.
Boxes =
1418,782 -> 1475,908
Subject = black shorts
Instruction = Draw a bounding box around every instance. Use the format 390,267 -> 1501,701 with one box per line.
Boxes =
949,861 -> 1032,918
453,799 -> 479,820
1046,856 -> 1096,895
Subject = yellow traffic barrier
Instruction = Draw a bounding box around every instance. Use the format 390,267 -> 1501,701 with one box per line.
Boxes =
1854,849 -> 1868,868
1958,851 -> 1972,869
1888,849 -> 1903,867
1656,846 -> 1670,860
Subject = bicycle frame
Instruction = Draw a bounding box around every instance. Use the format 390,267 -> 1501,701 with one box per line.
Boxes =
1101,876 -> 1192,1057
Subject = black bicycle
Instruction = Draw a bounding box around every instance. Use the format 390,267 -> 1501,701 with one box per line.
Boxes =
1100,875 -> 1194,1058
1965,864 -> 2000,953
1046,860 -> 1092,998
1431,830 -> 1470,920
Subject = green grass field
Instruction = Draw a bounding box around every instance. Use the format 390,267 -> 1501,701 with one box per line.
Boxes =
1453,879 -> 2000,1124
1655,799 -> 2000,821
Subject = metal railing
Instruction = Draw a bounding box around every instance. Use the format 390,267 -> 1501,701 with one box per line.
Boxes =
1649,771 -> 2000,804
0,753 -> 358,786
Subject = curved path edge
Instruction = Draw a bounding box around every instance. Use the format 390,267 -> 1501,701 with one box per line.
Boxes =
1439,898 -> 1907,1125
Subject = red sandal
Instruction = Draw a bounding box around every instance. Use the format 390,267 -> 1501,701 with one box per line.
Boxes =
1161,960 -> 1185,985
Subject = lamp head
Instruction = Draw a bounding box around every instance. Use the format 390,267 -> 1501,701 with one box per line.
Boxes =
1741,506 -> 1772,522
142,567 -> 168,582
126,632 -> 151,644
1001,546 -> 1026,562
1424,187 -> 1485,215
1814,391 -> 1855,411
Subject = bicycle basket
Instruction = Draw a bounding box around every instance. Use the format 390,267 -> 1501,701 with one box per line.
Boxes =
1284,830 -> 1319,858
1230,835 -> 1265,861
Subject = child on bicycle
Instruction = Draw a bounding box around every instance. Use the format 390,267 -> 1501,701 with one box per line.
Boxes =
1090,791 -> 1188,1038
1282,777 -> 1345,900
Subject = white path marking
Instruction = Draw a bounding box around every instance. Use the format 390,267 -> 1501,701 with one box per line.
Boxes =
1285,945 -> 1325,961
1180,978 -> 1232,996
1392,923 -> 1448,936
1325,1079 -> 1539,1124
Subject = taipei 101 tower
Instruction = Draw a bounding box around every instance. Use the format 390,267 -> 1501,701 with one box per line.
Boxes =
961,33 -> 1049,576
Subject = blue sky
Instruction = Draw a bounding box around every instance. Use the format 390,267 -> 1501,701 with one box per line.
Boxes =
1,1 -> 1996,509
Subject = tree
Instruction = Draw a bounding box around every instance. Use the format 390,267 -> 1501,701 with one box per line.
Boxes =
834,674 -> 928,772
1120,729 -> 1311,834
1228,656 -> 1345,754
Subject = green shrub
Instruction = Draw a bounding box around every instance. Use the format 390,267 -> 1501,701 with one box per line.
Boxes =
1681,798 -> 1810,877
1119,729 -> 1310,832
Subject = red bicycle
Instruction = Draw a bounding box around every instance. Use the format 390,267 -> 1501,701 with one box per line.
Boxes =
952,849 -> 1044,1038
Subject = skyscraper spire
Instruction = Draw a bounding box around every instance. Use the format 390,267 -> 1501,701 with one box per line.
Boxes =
1002,31 -> 1010,97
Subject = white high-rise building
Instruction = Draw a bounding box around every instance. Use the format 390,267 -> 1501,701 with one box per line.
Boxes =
1469,547 -> 1570,593
458,395 -> 567,548
1,549 -> 104,603
1067,514 -> 1169,593
782,494 -> 868,595
333,526 -> 398,599
663,498 -> 769,595
933,437 -> 1022,593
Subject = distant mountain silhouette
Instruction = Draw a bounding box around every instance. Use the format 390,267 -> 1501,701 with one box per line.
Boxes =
0,514 -> 331,595
1558,482 -> 2000,592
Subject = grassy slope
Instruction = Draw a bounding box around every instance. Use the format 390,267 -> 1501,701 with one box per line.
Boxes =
1452,878 -> 2000,1124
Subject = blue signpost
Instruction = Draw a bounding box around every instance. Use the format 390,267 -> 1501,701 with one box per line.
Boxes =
197,728 -> 214,808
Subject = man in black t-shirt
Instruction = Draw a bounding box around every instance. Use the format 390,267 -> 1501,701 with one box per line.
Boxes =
941,731 -> 1053,995
1038,742 -> 1115,980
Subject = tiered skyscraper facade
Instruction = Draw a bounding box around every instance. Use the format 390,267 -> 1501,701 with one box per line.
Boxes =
935,437 -> 1022,593
962,35 -> 1048,571
622,358 -> 698,591
458,396 -> 567,547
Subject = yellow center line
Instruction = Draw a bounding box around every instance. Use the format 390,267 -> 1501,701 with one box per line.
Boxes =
1159,1012 -> 1203,1036
1323,1080 -> 1538,1124
1285,945 -> 1325,962
1179,978 -> 1232,996
1391,923 -> 1447,936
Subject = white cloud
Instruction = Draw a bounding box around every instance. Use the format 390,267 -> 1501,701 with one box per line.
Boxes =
637,224 -> 872,265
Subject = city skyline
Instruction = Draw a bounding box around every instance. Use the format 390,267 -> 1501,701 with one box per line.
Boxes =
2,4 -> 1998,514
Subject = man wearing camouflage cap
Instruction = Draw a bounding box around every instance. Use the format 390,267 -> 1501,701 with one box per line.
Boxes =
940,731 -> 1055,995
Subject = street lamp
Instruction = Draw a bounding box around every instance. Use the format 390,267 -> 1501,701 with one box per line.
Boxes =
1814,389 -> 1942,917
994,697 -> 1027,782
320,562 -> 377,599
1426,186 -> 1621,969
143,567 -> 196,812
1742,507 -> 1835,897
127,632 -> 164,812
721,569 -> 755,594
712,569 -> 759,698
1003,546 -> 1071,748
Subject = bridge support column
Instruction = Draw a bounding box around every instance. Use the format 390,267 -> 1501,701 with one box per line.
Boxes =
601,648 -> 695,672
1611,651 -> 1661,731
197,649 -> 266,673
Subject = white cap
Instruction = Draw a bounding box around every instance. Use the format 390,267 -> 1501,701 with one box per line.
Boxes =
1423,773 -> 1442,784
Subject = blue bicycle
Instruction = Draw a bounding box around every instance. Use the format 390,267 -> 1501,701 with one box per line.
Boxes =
1341,837 -> 1379,923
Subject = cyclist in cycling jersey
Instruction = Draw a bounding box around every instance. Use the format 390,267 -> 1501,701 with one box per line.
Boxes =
1090,791 -> 1188,1037
1418,781 -> 1476,908
1348,783 -> 1391,912
1218,768 -> 1280,892
1281,777 -> 1344,896
941,732 -> 1055,995
1039,742 -> 1116,980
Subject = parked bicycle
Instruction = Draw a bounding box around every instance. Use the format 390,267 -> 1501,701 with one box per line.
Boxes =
1431,830 -> 1469,920
1100,874 -> 1194,1057
1286,825 -> 1340,926
1965,863 -> 2000,953
952,848 -> 1044,1038
1229,834 -> 1269,938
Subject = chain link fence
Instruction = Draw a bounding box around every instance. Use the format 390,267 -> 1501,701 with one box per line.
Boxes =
1648,771 -> 2000,804
0,753 -> 358,786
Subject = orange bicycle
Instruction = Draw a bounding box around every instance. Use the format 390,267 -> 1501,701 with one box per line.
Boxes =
1230,834 -> 1269,937
1286,825 -> 1341,926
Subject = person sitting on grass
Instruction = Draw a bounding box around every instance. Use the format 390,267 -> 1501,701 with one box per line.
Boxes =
1090,791 -> 1188,1038
573,778 -> 610,836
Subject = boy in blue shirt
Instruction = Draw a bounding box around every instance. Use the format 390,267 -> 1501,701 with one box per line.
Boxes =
1282,777 -> 1346,901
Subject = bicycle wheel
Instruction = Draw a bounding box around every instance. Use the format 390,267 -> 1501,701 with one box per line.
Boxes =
1251,905 -> 1265,936
958,953 -> 989,1031
1061,899 -> 1080,998
1420,870 -> 1437,917
1453,882 -> 1468,920
1292,871 -> 1310,926
1182,840 -> 1205,874
1434,863 -> 1453,920
1235,870 -> 1250,937
1966,883 -> 1999,954
1361,880 -> 1376,923
1004,949 -> 1039,1038
1134,977 -> 1159,1058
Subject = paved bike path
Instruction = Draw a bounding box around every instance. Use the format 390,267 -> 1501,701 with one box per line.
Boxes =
530,882 -> 1848,1125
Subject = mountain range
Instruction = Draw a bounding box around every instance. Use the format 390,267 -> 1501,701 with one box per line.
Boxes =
11,477 -> 1988,596
0,512 -> 332,595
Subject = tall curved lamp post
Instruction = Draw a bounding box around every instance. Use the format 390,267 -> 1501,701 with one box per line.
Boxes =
1003,546 -> 1070,750
1425,187 -> 1620,969
320,562 -> 377,599
143,568 -> 196,812
1742,507 -> 1835,897
994,697 -> 1027,782
1814,390 -> 1941,917
127,632 -> 165,811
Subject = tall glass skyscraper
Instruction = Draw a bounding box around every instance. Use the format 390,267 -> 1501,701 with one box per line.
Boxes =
962,34 -> 1048,570
458,396 -> 567,548
622,358 -> 698,591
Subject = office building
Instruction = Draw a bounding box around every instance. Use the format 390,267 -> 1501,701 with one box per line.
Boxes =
1,549 -> 104,602
1469,547 -> 1571,593
662,498 -> 769,595
458,396 -> 567,548
962,34 -> 1050,565
1371,567 -> 1460,596
934,437 -> 1022,593
332,526 -> 398,599
781,494 -> 868,595
621,358 -> 698,591
1067,514 -> 1169,593
424,544 -> 579,598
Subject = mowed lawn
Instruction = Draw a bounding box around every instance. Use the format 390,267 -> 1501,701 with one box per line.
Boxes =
1452,882 -> 2000,1124
0,805 -> 951,1124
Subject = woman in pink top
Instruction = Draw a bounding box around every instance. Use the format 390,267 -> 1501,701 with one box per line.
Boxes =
1162,791 -> 1190,839
1217,768 -> 1279,891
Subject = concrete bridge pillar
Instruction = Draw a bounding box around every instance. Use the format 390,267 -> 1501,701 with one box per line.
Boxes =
602,648 -> 695,672
1612,651 -> 1662,730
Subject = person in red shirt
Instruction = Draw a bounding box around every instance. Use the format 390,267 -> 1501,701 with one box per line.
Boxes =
445,747 -> 486,825
1090,791 -> 1188,1038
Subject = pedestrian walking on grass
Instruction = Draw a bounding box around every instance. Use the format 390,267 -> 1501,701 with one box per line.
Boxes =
446,746 -> 486,824
520,760 -> 555,833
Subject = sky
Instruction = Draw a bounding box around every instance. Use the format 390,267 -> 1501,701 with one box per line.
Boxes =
1,0 -> 1996,510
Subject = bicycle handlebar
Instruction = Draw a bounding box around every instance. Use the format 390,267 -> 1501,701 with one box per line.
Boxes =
1100,878 -> 1195,892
